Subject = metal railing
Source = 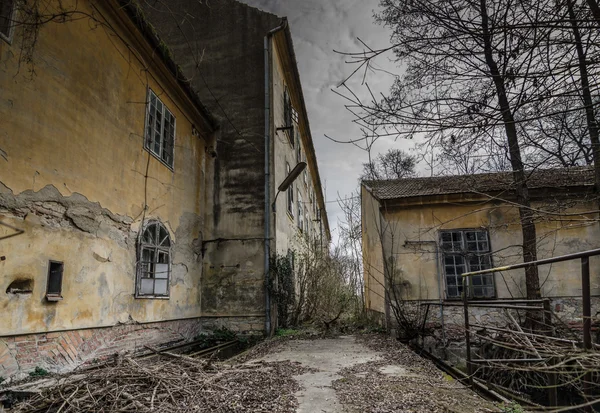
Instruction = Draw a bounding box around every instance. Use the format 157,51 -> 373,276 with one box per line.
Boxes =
461,247 -> 600,412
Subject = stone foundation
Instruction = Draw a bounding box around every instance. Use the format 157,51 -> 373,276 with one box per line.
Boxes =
414,296 -> 600,364
0,315 -> 264,381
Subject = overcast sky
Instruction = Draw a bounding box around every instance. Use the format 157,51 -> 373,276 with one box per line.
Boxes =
239,0 -> 410,242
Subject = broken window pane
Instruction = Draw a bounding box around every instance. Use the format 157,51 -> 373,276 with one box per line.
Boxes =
137,221 -> 171,297
441,229 -> 494,299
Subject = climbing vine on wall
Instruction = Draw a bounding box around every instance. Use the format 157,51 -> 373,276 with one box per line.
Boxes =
268,253 -> 296,329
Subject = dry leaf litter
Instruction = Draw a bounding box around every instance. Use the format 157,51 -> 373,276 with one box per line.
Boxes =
332,334 -> 501,413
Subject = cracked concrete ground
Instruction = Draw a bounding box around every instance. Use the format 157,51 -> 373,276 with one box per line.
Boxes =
257,335 -> 498,413
258,336 -> 379,412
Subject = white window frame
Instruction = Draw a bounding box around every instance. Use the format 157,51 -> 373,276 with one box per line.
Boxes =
145,89 -> 176,169
136,221 -> 172,298
0,0 -> 16,44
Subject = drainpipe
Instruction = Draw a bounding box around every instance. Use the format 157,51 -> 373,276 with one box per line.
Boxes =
264,19 -> 288,336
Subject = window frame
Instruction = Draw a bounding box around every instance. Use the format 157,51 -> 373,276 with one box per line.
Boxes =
296,130 -> 302,163
46,260 -> 64,301
136,220 -> 172,299
144,88 -> 176,170
283,87 -> 295,146
0,0 -> 15,44
297,190 -> 304,232
286,163 -> 294,219
440,229 -> 495,300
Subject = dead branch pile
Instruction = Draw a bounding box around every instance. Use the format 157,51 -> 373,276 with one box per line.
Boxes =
11,356 -> 309,412
472,309 -> 600,405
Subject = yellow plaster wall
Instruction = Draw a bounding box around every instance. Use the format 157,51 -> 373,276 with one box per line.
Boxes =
0,0 -> 215,335
362,193 -> 600,307
272,38 -> 324,255
361,186 -> 386,313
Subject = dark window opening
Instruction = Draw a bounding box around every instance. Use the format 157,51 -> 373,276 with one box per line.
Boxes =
145,89 -> 175,169
286,162 -> 294,218
440,229 -> 494,299
0,0 -> 15,41
46,261 -> 64,301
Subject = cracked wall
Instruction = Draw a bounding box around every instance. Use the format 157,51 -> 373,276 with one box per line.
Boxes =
363,192 -> 600,312
0,0 -> 216,339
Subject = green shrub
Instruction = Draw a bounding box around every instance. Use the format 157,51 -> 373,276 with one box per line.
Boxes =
28,367 -> 49,377
275,328 -> 299,337
499,402 -> 524,413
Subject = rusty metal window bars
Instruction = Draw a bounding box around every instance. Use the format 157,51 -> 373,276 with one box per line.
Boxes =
136,221 -> 171,298
441,229 -> 494,299
145,89 -> 175,169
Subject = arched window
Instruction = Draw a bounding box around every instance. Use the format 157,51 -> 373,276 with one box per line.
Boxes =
136,221 -> 171,297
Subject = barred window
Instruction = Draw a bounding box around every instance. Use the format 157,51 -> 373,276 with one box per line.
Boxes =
441,229 -> 494,299
145,89 -> 175,169
136,221 -> 171,298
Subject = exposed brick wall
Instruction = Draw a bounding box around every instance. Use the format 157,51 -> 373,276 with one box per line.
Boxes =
411,296 -> 600,365
0,316 -> 264,381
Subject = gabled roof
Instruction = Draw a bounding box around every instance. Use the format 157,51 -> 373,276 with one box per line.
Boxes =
363,167 -> 595,201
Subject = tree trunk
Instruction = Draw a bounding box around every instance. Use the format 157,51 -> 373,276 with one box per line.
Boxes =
567,0 -> 600,205
480,0 -> 541,301
585,0 -> 600,27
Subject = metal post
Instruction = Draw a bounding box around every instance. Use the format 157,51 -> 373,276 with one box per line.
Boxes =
462,276 -> 473,387
548,356 -> 558,407
581,257 -> 592,413
544,299 -> 558,407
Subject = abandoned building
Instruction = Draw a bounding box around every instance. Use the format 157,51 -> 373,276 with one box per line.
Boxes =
0,0 -> 329,379
139,0 -> 331,333
361,167 -> 600,337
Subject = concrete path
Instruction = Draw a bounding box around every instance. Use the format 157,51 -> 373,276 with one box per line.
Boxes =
258,336 -> 382,413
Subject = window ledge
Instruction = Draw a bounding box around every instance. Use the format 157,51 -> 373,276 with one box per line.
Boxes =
134,295 -> 170,300
46,295 -> 63,302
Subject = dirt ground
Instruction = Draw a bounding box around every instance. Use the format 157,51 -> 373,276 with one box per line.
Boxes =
5,334 -> 502,412
257,334 -> 500,413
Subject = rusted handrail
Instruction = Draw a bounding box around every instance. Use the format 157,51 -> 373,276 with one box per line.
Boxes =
460,247 -> 600,411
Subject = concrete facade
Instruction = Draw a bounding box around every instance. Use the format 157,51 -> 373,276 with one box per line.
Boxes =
140,0 -> 331,332
361,169 -> 600,324
0,0 -> 219,378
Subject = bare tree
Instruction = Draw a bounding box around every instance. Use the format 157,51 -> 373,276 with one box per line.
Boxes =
335,0 -> 564,301
361,148 -> 416,180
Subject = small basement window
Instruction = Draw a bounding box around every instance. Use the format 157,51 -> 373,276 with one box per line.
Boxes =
46,261 -> 64,301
